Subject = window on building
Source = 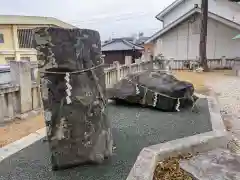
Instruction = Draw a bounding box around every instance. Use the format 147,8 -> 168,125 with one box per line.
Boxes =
20,56 -> 31,61
5,57 -> 15,64
0,33 -> 4,43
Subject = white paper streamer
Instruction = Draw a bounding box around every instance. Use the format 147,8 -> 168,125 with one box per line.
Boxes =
153,92 -> 158,107
136,84 -> 140,95
65,73 -> 72,104
175,98 -> 180,112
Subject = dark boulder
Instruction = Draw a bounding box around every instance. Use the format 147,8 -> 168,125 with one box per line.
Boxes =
33,27 -> 112,170
109,71 -> 195,111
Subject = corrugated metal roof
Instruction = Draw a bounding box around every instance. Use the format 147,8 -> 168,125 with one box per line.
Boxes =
102,39 -> 144,51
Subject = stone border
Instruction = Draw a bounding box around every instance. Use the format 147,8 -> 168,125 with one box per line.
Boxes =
16,108 -> 42,120
0,128 -> 46,162
126,95 -> 227,180
1,108 -> 43,124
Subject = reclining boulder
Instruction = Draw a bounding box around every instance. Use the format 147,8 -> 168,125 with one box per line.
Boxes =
108,71 -> 195,111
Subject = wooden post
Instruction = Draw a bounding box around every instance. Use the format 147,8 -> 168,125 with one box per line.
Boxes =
199,0 -> 209,71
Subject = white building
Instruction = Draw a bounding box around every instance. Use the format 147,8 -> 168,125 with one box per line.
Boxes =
0,15 -> 76,64
146,0 -> 240,61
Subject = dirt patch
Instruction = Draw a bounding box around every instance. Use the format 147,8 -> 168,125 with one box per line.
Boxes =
0,115 -> 45,147
173,70 -> 233,95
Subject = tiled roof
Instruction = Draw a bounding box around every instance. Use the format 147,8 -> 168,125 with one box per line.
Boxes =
102,39 -> 144,51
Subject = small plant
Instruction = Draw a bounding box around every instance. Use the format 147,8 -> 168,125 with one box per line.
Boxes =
153,154 -> 194,180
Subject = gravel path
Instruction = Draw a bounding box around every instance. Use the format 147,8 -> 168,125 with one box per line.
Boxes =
207,77 -> 240,115
206,75 -> 240,139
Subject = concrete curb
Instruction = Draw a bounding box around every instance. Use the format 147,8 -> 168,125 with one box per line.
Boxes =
126,95 -> 227,180
0,127 -> 46,162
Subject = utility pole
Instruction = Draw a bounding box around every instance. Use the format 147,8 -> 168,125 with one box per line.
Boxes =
199,0 -> 209,71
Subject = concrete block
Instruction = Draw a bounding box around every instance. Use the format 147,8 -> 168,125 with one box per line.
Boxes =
10,61 -> 32,113
7,92 -> 14,119
12,91 -> 20,114
0,94 -> 4,123
32,87 -> 40,109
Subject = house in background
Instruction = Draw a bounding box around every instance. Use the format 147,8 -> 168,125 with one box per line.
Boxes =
0,15 -> 75,64
145,0 -> 240,61
102,38 -> 144,65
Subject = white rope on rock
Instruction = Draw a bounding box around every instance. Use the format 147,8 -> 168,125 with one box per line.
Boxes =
136,84 -> 140,95
175,98 -> 180,112
65,73 -> 72,104
153,92 -> 158,107
127,78 -> 184,111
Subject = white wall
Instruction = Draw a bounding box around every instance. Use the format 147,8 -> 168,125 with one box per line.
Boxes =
207,18 -> 240,59
153,14 -> 240,60
209,0 -> 240,25
153,38 -> 163,57
162,0 -> 240,27
154,15 -> 200,60
162,0 -> 201,27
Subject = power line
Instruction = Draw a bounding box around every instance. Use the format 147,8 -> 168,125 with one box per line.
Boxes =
71,11 -> 156,25
71,11 -> 153,22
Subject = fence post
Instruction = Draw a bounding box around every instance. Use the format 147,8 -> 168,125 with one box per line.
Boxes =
31,62 -> 41,109
7,92 -> 14,119
136,59 -> 141,72
148,55 -> 154,71
170,58 -> 174,70
113,61 -> 121,82
221,56 -> 226,68
129,63 -> 132,74
10,60 -> 32,113
0,94 -> 4,123
139,60 -> 144,72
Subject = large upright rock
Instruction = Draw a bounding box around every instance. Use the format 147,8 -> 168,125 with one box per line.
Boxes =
33,27 -> 112,170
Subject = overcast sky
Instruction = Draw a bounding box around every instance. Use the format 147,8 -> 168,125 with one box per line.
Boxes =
0,0 -> 175,40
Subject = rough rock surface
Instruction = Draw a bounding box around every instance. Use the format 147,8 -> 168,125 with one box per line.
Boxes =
109,71 -> 195,111
33,27 -> 112,170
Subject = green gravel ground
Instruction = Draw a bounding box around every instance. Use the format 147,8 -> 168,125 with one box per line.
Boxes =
0,99 -> 211,180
